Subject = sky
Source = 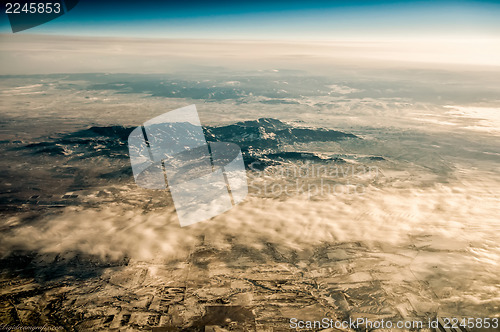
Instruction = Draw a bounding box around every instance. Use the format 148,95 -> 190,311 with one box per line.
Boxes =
0,0 -> 499,40
1,0 -> 500,74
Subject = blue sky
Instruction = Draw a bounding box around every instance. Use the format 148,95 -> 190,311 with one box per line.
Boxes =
1,0 -> 499,39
